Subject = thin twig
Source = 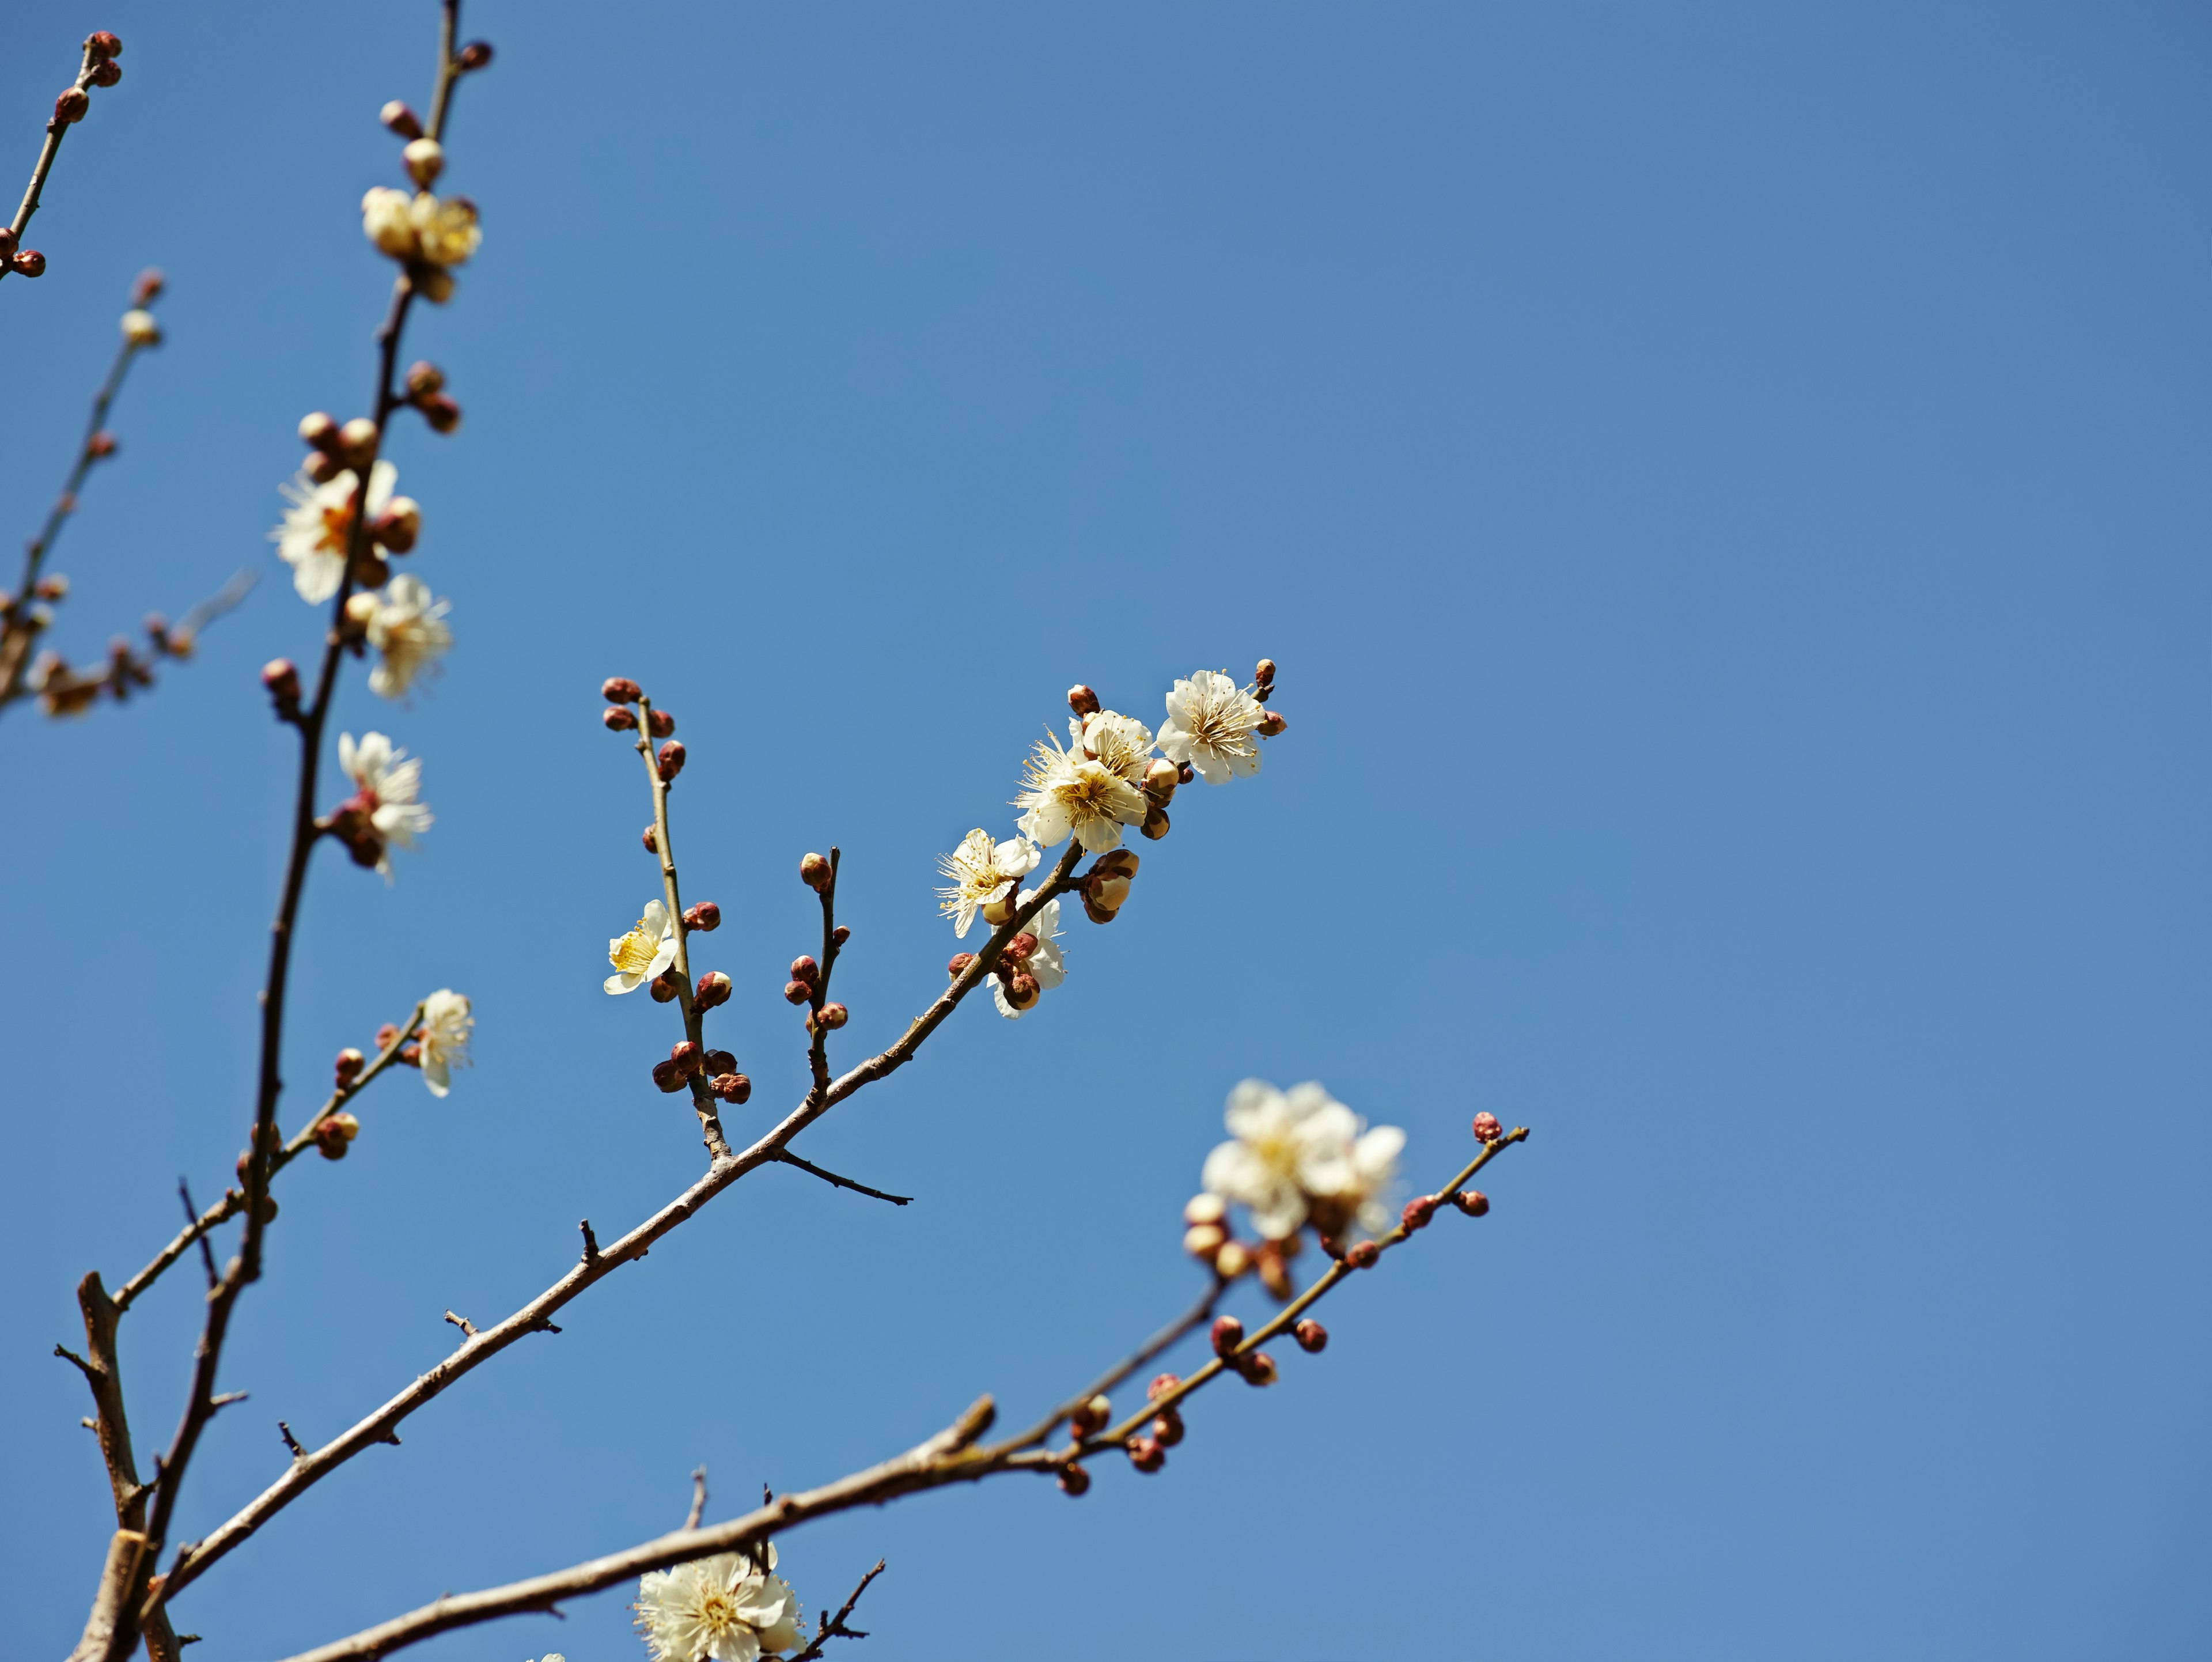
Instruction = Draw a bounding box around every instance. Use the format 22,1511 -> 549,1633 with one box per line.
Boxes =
790,1559 -> 887,1661
1,35 -> 108,291
773,1150 -> 911,1207
684,1468 -> 708,1532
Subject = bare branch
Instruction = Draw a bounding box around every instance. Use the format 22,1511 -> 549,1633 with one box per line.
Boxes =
684,1467 -> 708,1532
791,1560 -> 887,1662
773,1149 -> 912,1207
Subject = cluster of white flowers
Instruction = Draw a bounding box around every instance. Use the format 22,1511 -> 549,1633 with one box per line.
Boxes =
1200,1080 -> 1405,1245
361,179 -> 482,303
634,1547 -> 805,1662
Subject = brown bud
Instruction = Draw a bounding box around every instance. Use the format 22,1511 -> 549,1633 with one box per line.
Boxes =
89,59 -> 122,88
1453,1189 -> 1491,1218
1402,1195 -> 1439,1232
335,417 -> 378,465
415,392 -> 463,433
315,1118 -> 351,1160
1152,1409 -> 1185,1447
656,740 -> 685,781
790,955 -> 820,985
1139,804 -> 1170,841
0,229 -> 14,259
649,972 -> 680,1004
9,249 -> 43,278
1006,932 -> 1039,963
399,1042 -> 422,1067
641,824 -> 661,855
1213,1240 -> 1252,1279
303,450 -> 342,484
1238,1351 -> 1279,1387
670,1040 -> 703,1077
1057,1464 -> 1091,1497
703,1050 -> 737,1077
946,952 -> 975,980
86,431 -> 118,460
370,500 -> 419,553
1176,761 -> 1195,785
1125,1436 -> 1165,1473
710,1072 -> 752,1105
602,676 -> 643,703
1183,1223 -> 1226,1259
374,1023 -> 400,1050
1293,1319 -> 1328,1353
783,980 -> 812,1005
1144,758 -> 1180,801
33,573 -> 69,599
380,99 -> 423,139
800,851 -> 833,891
1257,710 -> 1287,737
1147,1373 -> 1180,1401
1345,1240 -> 1381,1270
334,1047 -> 366,1084
683,900 -> 721,932
457,39 -> 495,70
298,411 -> 340,451
1256,1243 -> 1293,1300
54,88 -> 89,125
646,707 -> 675,738
1067,683 -> 1100,717
694,970 -> 732,1009
1210,1315 -> 1244,1358
256,1194 -> 280,1224
1471,1111 -> 1504,1142
1070,1394 -> 1111,1436
404,360 -> 445,397
349,550 -> 389,589
1254,657 -> 1276,688
650,1058 -> 685,1093
817,1002 -> 849,1029
262,658 -> 301,705
832,925 -> 850,946
1003,972 -> 1040,1010
603,706 -> 637,730
88,31 -> 123,58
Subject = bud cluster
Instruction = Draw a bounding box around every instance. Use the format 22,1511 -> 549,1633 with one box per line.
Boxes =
1180,1192 -> 1302,1299
404,360 -> 463,434
1078,849 -> 1140,926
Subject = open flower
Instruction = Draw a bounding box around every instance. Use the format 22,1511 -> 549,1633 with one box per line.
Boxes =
1070,709 -> 1157,786
1015,735 -> 1147,852
634,1547 -> 805,1662
346,573 -> 451,698
991,892 -> 1065,1019
605,899 -> 679,994
1158,669 -> 1264,785
416,988 -> 472,1097
333,731 -> 432,880
1200,1080 -> 1397,1241
936,828 -> 1041,938
361,187 -> 483,270
273,460 -> 396,604
1305,1119 -> 1406,1240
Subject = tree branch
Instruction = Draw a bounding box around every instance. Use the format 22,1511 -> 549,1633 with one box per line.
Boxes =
790,1559 -> 886,1661
772,1150 -> 911,1207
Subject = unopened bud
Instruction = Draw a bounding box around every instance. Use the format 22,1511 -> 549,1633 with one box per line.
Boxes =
646,707 -> 675,738
54,88 -> 89,126
832,925 -> 850,945
1182,1223 -> 1226,1259
710,1072 -> 752,1104
655,740 -> 685,781
682,901 -> 720,932
402,137 -> 445,188
1058,1464 -> 1091,1496
702,1050 -> 737,1077
380,99 -> 424,139
374,1023 -> 400,1050
1345,1240 -> 1381,1270
980,890 -> 1017,927
694,970 -> 732,1009
334,1047 -> 366,1084
416,391 -> 463,433
1070,1395 -> 1111,1436
602,676 -> 643,703
1144,758 -> 1179,801
370,497 -> 421,553
1004,972 -> 1040,1010
1151,1409 -> 1185,1447
398,1042 -> 422,1067
1126,1436 -> 1165,1472
303,450 -> 342,484
789,955 -> 820,985
670,1040 -> 703,1077
1139,805 -> 1170,841
457,39 -> 495,70
603,706 -> 637,730
650,1058 -> 685,1092
649,972 -> 680,1004
1067,683 -> 1100,717
315,1118 -> 351,1160
130,267 -> 162,305
1181,1195 -> 1225,1229
416,267 -> 457,305
88,31 -> 123,58
1257,710 -> 1287,737
946,952 -> 975,981
120,308 -> 161,346
34,574 -> 69,599
817,1002 -> 849,1029
255,1194 -> 280,1224
1147,1373 -> 1180,1402
1238,1351 -> 1279,1387
262,658 -> 301,705
92,56 -> 123,85
783,980 -> 812,1005
800,852 -> 832,891
350,550 -> 389,589
1401,1195 -> 1439,1232
1214,1240 -> 1251,1279
1006,932 -> 1039,963
338,417 -> 380,464
1293,1319 -> 1328,1354
298,411 -> 339,450
86,431 -> 118,459
10,249 -> 44,278
641,824 -> 661,855
1453,1189 -> 1490,1218
1176,761 -> 1195,785
0,228 -> 15,259
1471,1111 -> 1503,1142
1210,1315 -> 1244,1357
1255,656 -> 1276,688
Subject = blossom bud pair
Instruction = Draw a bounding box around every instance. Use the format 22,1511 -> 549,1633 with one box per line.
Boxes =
694,970 -> 732,1009
800,851 -> 833,891
683,900 -> 720,932
9,249 -> 45,278
656,740 -> 685,782
314,1111 -> 361,1160
710,1072 -> 751,1104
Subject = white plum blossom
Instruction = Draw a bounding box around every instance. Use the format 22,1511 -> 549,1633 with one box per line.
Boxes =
991,892 -> 1065,1019
633,1547 -> 805,1662
1014,735 -> 1147,853
273,460 -> 396,603
1200,1080 -> 1403,1241
1069,709 -> 1157,787
935,827 -> 1041,938
415,988 -> 472,1097
361,186 -> 483,269
605,899 -> 679,994
346,573 -> 452,698
336,730 -> 432,880
1157,669 -> 1265,785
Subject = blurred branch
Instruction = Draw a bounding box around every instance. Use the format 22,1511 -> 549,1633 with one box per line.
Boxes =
2,31 -> 125,293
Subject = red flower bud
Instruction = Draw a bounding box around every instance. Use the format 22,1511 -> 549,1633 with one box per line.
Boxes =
670,1040 -> 703,1077
1057,1464 -> 1091,1497
88,31 -> 123,58
1238,1351 -> 1279,1387
1124,1436 -> 1165,1473
694,970 -> 732,1009
832,925 -> 850,945
703,1050 -> 736,1077
262,658 -> 301,705
374,1023 -> 400,1051
1006,932 -> 1038,963
601,676 -> 643,703
1345,1240 -> 1380,1269
1210,1315 -> 1244,1358
1402,1195 -> 1439,1232
1151,1409 -> 1185,1447
334,1047 -> 366,1084
12,249 -> 47,278
1139,804 -> 1170,841
646,708 -> 675,737
1254,657 -> 1276,688
1294,1319 -> 1328,1353
656,740 -> 685,782
800,851 -> 832,891
946,952 -> 975,980
683,900 -> 720,932
54,88 -> 89,125
380,100 -> 424,139
1471,1111 -> 1504,1142
315,1119 -> 351,1160
783,980 -> 812,1005
457,39 -> 495,70
790,955 -> 820,985
817,1002 -> 849,1029
641,825 -> 660,855
1257,710 -> 1287,737
404,360 -> 444,397
1070,1394 -> 1111,1436
1453,1189 -> 1490,1218
86,431 -> 118,459
603,706 -> 637,730
710,1072 -> 752,1104
415,392 -> 462,433
650,1058 -> 685,1093
1003,972 -> 1040,1011
89,59 -> 121,88
1067,683 -> 1100,717
649,972 -> 680,1004
1147,1373 -> 1180,1401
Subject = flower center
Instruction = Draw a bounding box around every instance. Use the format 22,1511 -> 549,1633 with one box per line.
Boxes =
318,502 -> 355,552
611,921 -> 658,974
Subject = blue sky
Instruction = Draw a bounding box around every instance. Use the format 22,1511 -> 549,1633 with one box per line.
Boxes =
3,3 -> 2207,1658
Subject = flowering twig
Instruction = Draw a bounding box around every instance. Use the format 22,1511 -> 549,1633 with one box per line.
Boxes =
258,1131 -> 1528,1660
1,31 -> 126,293
789,1559 -> 886,1661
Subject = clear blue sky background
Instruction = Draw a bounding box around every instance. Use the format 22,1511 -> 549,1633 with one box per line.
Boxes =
3,3 -> 2206,1658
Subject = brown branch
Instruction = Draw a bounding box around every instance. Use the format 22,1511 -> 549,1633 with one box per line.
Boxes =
805,847 -> 842,1096
16,568 -> 257,721
999,1274 -> 1225,1452
790,1559 -> 887,1661
1,34 -> 115,293
684,1467 -> 708,1531
772,1149 -> 911,1207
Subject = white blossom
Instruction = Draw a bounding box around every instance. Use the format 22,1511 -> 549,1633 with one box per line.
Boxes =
1014,735 -> 1147,853
361,187 -> 482,268
416,988 -> 472,1097
336,730 -> 432,880
1157,669 -> 1264,785
1069,709 -> 1157,787
346,573 -> 452,699
991,892 -> 1065,1019
634,1547 -> 805,1662
1200,1080 -> 1402,1241
935,827 -> 1041,938
120,308 -> 161,347
605,899 -> 679,994
273,460 -> 395,604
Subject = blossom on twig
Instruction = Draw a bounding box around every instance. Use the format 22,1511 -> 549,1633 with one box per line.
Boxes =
273,460 -> 396,603
362,186 -> 483,295
1158,668 -> 1265,784
1070,707 -> 1158,786
1200,1080 -> 1404,1241
416,988 -> 472,1097
991,891 -> 1065,1019
634,1546 -> 805,1662
935,827 -> 1040,938
346,572 -> 451,698
1015,733 -> 1147,852
605,899 -> 679,994
332,731 -> 433,880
